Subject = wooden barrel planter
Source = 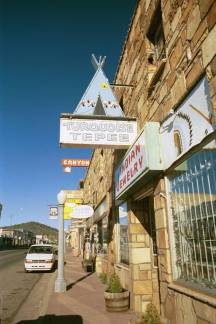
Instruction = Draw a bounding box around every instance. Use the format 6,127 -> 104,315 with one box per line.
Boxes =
104,290 -> 130,312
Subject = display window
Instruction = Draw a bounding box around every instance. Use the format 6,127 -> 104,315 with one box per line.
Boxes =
118,202 -> 129,265
97,216 -> 108,254
168,138 -> 216,290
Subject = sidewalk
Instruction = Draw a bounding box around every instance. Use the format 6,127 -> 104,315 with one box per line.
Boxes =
25,248 -> 136,324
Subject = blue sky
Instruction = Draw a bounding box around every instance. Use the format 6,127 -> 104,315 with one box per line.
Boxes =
0,0 -> 136,229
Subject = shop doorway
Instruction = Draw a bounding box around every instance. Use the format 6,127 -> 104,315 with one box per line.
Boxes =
142,196 -> 158,267
133,195 -> 160,308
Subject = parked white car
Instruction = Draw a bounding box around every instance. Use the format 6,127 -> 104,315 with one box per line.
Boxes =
24,244 -> 58,272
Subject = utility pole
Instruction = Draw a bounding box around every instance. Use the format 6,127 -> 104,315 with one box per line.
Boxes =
55,190 -> 67,292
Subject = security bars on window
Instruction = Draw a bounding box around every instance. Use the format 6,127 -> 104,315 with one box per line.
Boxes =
169,140 -> 216,289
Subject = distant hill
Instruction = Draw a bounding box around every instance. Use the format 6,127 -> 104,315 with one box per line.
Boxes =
4,221 -> 58,241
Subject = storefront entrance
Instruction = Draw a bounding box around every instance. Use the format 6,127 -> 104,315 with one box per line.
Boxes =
128,194 -> 160,312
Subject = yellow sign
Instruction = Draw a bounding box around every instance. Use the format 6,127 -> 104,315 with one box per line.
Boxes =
64,195 -> 83,220
65,190 -> 83,199
66,198 -> 82,204
63,190 -> 83,220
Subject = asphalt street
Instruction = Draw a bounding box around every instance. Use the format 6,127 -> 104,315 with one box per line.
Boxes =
0,249 -> 42,324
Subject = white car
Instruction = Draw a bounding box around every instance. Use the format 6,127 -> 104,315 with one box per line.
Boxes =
24,244 -> 58,272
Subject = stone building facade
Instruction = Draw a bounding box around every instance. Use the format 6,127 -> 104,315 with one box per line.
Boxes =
83,148 -> 115,273
82,0 -> 216,322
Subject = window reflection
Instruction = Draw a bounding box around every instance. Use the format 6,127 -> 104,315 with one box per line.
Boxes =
119,202 -> 129,265
169,139 -> 216,289
97,216 -> 108,254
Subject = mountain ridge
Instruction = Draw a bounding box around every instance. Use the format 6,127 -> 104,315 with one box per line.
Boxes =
3,221 -> 58,241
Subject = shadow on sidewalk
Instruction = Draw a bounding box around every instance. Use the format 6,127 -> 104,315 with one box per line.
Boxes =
66,272 -> 94,291
16,314 -> 83,324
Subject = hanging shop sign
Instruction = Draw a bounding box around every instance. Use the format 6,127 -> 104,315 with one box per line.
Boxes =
160,76 -> 215,169
72,55 -> 125,118
64,190 -> 83,220
49,206 -> 58,220
60,115 -> 137,149
59,55 -> 137,149
115,122 -> 163,200
63,166 -> 72,173
68,205 -> 94,219
65,189 -> 83,199
61,159 -> 90,167
64,199 -> 83,220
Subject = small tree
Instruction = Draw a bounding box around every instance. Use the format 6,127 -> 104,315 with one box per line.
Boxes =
106,273 -> 123,293
136,303 -> 161,324
99,272 -> 108,284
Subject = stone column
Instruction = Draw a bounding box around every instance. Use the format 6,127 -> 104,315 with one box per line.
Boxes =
128,200 -> 153,313
154,179 -> 172,319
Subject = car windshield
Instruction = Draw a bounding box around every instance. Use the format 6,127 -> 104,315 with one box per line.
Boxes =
28,246 -> 53,254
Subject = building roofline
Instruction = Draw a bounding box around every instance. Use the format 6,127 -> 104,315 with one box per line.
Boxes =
113,0 -> 140,83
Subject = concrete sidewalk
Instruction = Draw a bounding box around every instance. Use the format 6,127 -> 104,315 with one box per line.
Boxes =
18,248 -> 136,324
45,248 -> 136,324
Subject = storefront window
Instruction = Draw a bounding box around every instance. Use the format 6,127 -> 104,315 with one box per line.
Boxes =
149,201 -> 158,268
168,138 -> 216,289
119,202 -> 129,265
97,216 -> 108,254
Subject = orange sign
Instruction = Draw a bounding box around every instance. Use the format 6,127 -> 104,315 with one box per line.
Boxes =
61,159 -> 90,167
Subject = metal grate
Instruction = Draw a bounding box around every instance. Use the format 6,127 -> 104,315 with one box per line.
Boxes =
168,140 -> 216,288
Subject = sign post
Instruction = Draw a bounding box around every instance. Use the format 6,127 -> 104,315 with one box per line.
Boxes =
55,190 -> 67,293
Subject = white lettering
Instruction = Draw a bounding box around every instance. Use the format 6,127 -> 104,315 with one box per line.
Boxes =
67,132 -> 131,143
64,121 -> 134,133
61,119 -> 137,147
119,134 -> 129,142
83,133 -> 93,141
107,134 -> 117,141
95,133 -> 106,141
71,133 -> 81,140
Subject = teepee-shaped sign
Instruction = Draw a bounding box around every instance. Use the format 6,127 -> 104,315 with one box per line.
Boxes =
73,55 -> 124,118
60,55 -> 137,149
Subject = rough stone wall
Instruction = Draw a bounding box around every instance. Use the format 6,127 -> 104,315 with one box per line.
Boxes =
83,148 -> 114,206
154,179 -> 172,321
82,0 -> 216,319
113,0 -> 216,320
164,286 -> 216,324
127,199 -> 157,313
114,0 -> 216,127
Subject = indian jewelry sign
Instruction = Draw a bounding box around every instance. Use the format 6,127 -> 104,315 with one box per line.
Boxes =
115,122 -> 162,199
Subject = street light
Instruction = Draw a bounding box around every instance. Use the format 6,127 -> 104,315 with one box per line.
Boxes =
55,190 -> 67,292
